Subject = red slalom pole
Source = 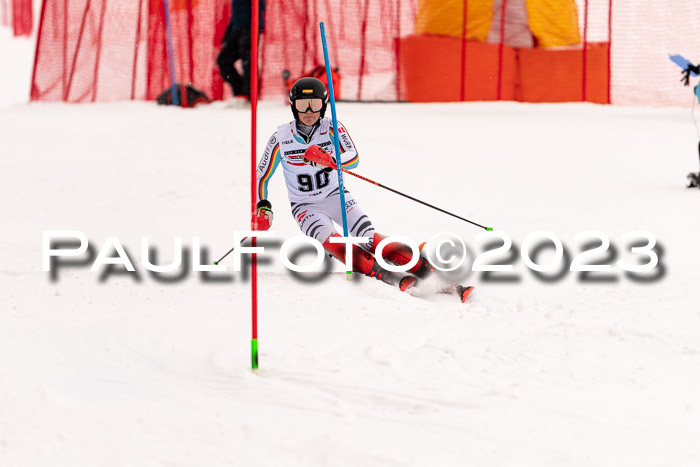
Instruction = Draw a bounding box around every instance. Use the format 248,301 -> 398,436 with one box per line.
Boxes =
250,0 -> 260,370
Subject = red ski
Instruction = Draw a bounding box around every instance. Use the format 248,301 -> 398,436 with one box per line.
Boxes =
437,284 -> 475,303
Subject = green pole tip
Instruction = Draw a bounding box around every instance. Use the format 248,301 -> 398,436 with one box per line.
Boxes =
486,227 -> 494,231
213,261 -> 218,265
251,339 -> 259,369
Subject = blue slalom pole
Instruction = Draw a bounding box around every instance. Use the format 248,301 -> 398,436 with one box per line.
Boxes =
163,0 -> 179,106
320,22 -> 351,278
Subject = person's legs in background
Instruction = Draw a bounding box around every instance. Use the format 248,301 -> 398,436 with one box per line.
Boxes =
236,27 -> 252,99
217,28 -> 244,97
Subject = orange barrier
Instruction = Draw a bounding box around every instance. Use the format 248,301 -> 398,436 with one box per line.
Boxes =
518,42 -> 609,103
400,35 -> 517,102
400,34 -> 609,103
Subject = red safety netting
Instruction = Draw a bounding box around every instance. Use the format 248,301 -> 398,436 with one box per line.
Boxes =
30,0 -> 229,102
260,0 -> 418,101
29,0 -> 700,106
1,0 -> 8,28
2,0 -> 32,36
610,1 -> 700,106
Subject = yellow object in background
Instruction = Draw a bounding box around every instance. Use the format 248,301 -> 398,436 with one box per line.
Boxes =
525,0 -> 581,47
414,0 -> 493,42
414,0 -> 581,48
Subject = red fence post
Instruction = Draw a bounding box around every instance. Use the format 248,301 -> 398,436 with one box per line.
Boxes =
302,0 -> 309,72
311,0 -> 319,65
62,0 -> 67,98
186,0 -> 194,85
394,0 -> 401,101
460,0 -> 468,101
607,0 -> 612,104
582,0 -> 588,102
91,0 -> 108,102
497,0 -> 506,101
30,0 -> 48,100
358,0 -> 370,101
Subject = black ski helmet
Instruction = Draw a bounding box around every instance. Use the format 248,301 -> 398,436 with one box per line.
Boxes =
289,77 -> 329,120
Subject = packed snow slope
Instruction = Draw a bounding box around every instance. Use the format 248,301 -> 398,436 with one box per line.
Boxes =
2,34 -> 700,467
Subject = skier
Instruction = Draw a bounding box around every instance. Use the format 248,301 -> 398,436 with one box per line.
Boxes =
253,77 -> 434,290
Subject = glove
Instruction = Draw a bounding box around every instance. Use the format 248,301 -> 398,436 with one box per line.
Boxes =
252,199 -> 273,231
304,144 -> 336,169
681,64 -> 700,86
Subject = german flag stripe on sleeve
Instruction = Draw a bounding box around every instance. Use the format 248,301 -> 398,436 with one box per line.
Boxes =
258,143 -> 280,201
329,128 -> 346,154
341,154 -> 359,168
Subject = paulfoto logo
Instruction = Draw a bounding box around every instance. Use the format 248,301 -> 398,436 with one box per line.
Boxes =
42,229 -> 665,284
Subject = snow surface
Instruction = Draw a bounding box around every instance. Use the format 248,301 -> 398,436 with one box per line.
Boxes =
2,32 -> 700,467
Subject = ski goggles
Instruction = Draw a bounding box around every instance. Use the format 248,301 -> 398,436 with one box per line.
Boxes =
294,98 -> 324,113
